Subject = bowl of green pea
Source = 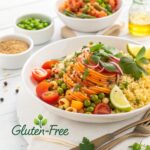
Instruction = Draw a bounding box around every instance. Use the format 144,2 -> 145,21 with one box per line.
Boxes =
14,13 -> 54,45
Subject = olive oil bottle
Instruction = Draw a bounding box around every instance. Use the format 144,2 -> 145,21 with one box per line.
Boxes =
128,0 -> 150,36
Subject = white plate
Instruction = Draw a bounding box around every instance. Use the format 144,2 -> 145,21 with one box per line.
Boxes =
17,86 -> 150,150
22,35 -> 150,123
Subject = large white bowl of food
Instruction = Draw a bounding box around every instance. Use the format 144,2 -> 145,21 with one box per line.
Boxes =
22,35 -> 150,123
56,0 -> 122,32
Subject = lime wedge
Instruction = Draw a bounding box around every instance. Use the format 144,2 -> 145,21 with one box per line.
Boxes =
110,85 -> 131,112
127,43 -> 150,59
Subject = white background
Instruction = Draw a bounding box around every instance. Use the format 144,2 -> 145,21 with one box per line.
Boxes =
0,0 -> 149,150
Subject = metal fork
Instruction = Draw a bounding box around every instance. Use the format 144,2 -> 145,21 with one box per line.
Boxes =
97,110 -> 150,150
71,109 -> 150,150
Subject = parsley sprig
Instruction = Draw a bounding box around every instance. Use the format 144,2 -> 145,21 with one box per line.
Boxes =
129,142 -> 150,150
79,137 -> 94,150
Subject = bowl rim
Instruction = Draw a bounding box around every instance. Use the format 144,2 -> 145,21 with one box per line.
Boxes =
0,33 -> 33,57
14,13 -> 54,33
22,35 -> 150,120
56,0 -> 123,21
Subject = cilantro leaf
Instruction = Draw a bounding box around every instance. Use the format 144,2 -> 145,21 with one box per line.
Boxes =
129,142 -> 142,150
90,43 -> 103,52
129,142 -> 150,150
79,137 -> 94,150
100,61 -> 117,72
119,57 -> 142,80
90,55 -> 100,64
146,145 -> 150,150
137,57 -> 149,64
82,68 -> 89,80
135,47 -> 146,61
115,52 -> 123,58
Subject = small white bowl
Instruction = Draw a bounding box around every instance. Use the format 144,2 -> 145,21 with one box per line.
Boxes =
56,0 -> 123,32
14,13 -> 54,45
0,34 -> 33,69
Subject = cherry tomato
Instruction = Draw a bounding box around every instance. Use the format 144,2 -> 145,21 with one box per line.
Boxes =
109,0 -> 116,10
32,68 -> 51,82
36,81 -> 51,98
41,91 -> 59,104
94,103 -> 111,114
42,60 -> 59,69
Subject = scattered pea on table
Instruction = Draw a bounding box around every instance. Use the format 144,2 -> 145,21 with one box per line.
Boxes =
17,17 -> 50,30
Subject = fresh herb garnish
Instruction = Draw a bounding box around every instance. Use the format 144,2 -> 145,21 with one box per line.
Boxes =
84,59 -> 89,64
115,52 -> 123,58
119,56 -> 142,80
100,61 -> 117,72
135,47 -> 149,64
135,47 -> 146,61
82,68 -> 89,80
119,47 -> 149,80
90,43 -> 103,52
90,55 -> 100,64
79,137 -> 94,150
129,142 -> 150,150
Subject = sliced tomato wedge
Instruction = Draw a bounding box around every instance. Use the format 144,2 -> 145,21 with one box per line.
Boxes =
94,103 -> 111,114
42,60 -> 59,69
41,91 -> 59,104
36,81 -> 51,98
32,68 -> 51,82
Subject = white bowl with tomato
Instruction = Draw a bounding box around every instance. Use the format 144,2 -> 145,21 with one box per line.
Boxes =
22,35 -> 150,123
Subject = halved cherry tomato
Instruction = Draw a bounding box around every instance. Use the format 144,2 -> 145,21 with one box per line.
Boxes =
94,103 -> 111,114
32,68 -> 51,82
36,81 -> 51,98
41,91 -> 59,104
42,60 -> 59,69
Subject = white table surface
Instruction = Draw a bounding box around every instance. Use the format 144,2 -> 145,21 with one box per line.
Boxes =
0,0 -> 150,150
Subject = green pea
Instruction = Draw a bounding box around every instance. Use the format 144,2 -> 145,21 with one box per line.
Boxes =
43,22 -> 49,27
86,106 -> 94,112
30,23 -> 34,27
17,24 -> 25,29
37,24 -> 44,29
84,100 -> 91,107
98,93 -> 105,99
94,99 -> 101,104
90,95 -> 99,102
57,80 -> 63,86
24,24 -> 29,29
18,17 -> 50,30
57,87 -> 64,95
26,26 -> 32,30
61,83 -> 67,90
91,103 -> 96,107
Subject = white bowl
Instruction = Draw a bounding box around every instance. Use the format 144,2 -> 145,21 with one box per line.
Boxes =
56,0 -> 123,32
14,13 -> 54,45
22,35 -> 150,123
0,34 -> 33,69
